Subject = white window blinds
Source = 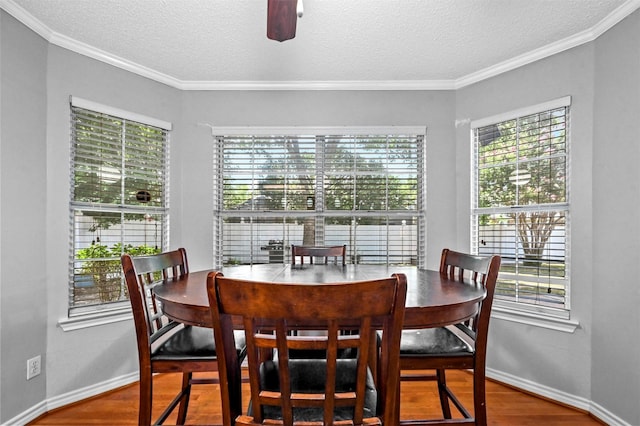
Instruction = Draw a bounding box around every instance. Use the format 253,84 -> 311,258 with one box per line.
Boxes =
214,129 -> 425,268
69,100 -> 170,315
471,98 -> 570,315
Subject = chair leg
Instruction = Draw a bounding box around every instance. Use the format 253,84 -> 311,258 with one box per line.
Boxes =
176,372 -> 193,425
473,369 -> 487,426
436,369 -> 452,419
139,370 -> 153,426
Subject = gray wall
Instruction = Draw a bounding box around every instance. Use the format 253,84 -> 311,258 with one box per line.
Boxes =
0,11 -> 456,420
175,90 -> 456,271
455,40 -> 596,402
592,11 -> 640,425
454,11 -> 640,424
1,6 -> 639,425
1,12 -> 48,419
44,44 -> 181,400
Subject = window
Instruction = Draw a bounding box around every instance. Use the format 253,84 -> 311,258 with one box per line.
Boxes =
213,128 -> 425,268
471,97 -> 570,316
69,97 -> 170,315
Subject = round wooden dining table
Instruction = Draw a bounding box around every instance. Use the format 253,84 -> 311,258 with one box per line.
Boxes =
154,263 -> 486,425
153,263 -> 486,330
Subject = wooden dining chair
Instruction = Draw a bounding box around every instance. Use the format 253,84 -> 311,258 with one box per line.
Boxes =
121,248 -> 246,426
291,244 -> 347,265
398,248 -> 501,426
207,271 -> 407,426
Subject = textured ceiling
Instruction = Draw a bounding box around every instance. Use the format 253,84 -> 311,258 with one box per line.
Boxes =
4,0 -> 639,89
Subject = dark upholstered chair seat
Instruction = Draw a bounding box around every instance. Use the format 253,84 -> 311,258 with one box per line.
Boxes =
255,358 -> 377,422
399,327 -> 472,356
152,325 -> 246,361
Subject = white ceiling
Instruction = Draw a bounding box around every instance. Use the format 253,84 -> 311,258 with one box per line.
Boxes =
4,0 -> 639,90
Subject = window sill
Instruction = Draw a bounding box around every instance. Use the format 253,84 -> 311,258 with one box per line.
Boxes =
492,305 -> 579,333
58,306 -> 132,332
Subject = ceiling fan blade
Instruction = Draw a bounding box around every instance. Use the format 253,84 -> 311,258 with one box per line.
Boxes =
267,0 -> 297,42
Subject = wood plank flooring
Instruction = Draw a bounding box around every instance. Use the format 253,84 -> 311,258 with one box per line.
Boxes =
28,370 -> 604,425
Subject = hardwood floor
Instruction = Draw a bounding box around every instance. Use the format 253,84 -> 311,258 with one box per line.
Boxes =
28,370 -> 603,425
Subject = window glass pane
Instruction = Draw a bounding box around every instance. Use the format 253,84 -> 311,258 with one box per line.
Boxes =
348,216 -> 417,265
477,119 -> 516,168
519,157 -> 566,205
124,123 -> 166,208
72,112 -> 123,204
223,177 -> 253,210
325,176 -> 354,210
388,174 -> 418,210
476,211 -> 566,308
221,214 -> 419,266
355,175 -> 387,211
223,216 -> 297,265
324,137 -> 355,172
223,136 -> 316,212
478,163 -> 517,207
354,136 -> 386,169
71,210 -> 163,307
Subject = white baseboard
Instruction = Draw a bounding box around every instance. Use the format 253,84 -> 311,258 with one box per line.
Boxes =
589,401 -> 633,426
487,368 -> 631,426
2,400 -> 48,426
3,372 -> 138,426
4,369 -> 631,426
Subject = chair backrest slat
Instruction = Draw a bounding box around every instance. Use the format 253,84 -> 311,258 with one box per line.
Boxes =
439,248 -> 501,339
208,271 -> 407,426
291,245 -> 347,265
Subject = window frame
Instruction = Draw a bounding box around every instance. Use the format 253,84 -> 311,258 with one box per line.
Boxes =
212,126 -> 427,268
67,97 -> 171,319
470,97 -> 571,320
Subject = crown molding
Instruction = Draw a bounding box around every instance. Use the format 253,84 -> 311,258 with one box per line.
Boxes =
2,0 -> 639,91
0,0 -> 52,38
455,0 -> 640,89
177,79 -> 455,91
48,31 -> 184,88
592,0 -> 640,38
454,29 -> 593,89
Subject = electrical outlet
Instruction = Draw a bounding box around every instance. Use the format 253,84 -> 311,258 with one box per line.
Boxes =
27,355 -> 41,380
